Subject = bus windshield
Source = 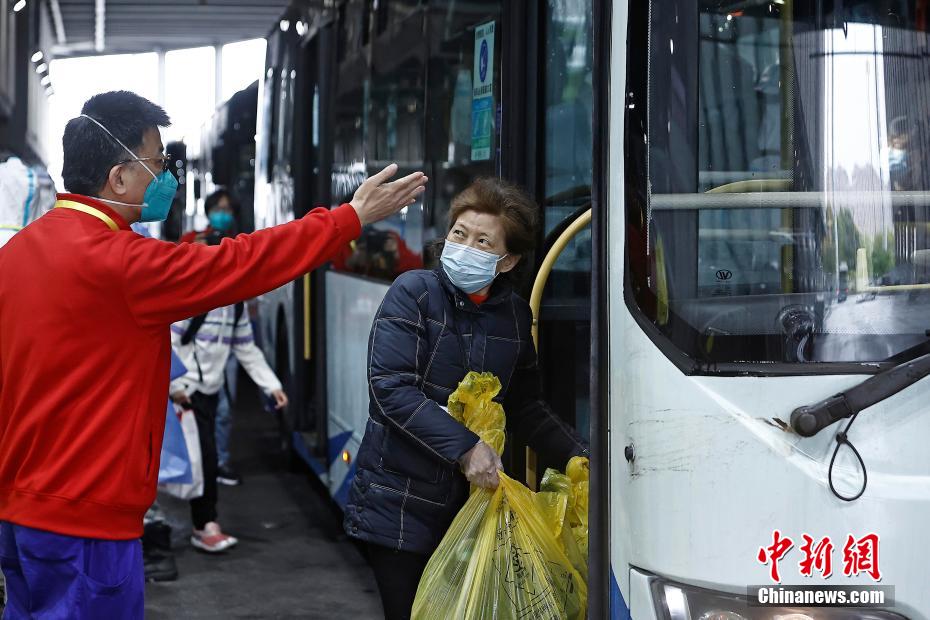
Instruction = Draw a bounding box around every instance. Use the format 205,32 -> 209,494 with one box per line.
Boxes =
628,0 -> 930,367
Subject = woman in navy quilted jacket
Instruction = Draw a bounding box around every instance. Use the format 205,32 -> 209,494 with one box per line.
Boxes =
344,177 -> 588,620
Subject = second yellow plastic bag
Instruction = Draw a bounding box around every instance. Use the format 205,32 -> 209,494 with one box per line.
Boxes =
411,472 -> 587,620
538,467 -> 588,584
543,456 -> 589,563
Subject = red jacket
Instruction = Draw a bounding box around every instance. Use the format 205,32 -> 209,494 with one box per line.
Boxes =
0,193 -> 360,539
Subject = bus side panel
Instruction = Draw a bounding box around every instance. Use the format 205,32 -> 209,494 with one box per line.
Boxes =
325,271 -> 390,506
256,282 -> 294,398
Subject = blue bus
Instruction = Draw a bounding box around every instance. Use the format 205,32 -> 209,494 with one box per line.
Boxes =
246,0 -> 930,617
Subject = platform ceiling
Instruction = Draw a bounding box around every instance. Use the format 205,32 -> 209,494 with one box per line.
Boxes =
48,0 -> 292,58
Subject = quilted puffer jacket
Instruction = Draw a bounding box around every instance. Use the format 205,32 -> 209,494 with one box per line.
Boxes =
344,267 -> 587,554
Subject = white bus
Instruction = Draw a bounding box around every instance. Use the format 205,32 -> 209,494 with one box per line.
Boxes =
253,0 -> 928,617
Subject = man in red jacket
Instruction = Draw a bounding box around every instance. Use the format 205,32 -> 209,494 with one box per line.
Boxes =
0,90 -> 426,618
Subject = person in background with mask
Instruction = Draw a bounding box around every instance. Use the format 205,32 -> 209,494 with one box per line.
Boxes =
0,90 -> 427,618
169,284 -> 287,552
343,177 -> 587,620
180,189 -> 246,488
180,188 -> 237,244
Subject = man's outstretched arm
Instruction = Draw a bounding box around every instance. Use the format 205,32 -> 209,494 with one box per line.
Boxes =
121,165 -> 426,327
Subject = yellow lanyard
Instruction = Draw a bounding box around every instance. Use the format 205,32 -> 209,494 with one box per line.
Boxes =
54,200 -> 119,231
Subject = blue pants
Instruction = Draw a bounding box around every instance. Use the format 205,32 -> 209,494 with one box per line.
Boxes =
215,356 -> 238,467
0,522 -> 143,619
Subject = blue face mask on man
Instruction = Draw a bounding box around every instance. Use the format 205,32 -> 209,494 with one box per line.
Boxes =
440,239 -> 509,294
136,170 -> 178,223
80,114 -> 178,223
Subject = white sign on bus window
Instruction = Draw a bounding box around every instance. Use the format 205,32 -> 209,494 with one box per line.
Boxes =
471,21 -> 495,161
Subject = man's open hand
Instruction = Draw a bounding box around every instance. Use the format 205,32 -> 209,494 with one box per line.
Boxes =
350,164 -> 428,226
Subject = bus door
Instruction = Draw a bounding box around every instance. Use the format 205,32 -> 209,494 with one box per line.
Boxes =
511,1 -> 595,484
290,17 -> 338,464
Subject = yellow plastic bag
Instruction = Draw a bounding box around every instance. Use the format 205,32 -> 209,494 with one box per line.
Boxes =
412,473 -> 587,620
447,371 -> 506,455
565,456 -> 589,560
566,455 -> 589,485
570,481 -> 589,556
412,371 -> 587,619
539,467 -> 588,583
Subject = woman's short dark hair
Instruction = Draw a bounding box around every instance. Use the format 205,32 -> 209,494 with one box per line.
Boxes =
205,189 -> 238,214
62,91 -> 170,196
448,178 -> 538,257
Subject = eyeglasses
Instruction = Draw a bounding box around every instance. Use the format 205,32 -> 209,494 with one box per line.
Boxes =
116,154 -> 172,174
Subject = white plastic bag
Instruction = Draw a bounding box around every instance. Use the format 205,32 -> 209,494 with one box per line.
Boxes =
158,405 -> 203,500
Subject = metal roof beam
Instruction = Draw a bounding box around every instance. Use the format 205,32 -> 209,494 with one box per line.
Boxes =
51,0 -> 292,58
94,0 -> 105,52
48,0 -> 67,45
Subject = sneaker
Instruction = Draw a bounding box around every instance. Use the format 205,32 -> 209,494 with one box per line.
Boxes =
190,522 -> 238,553
216,464 -> 242,486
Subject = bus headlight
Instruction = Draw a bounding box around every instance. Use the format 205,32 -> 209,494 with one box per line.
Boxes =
651,579 -> 903,620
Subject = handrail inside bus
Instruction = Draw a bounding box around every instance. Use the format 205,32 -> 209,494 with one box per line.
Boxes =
530,208 -> 593,346
525,207 -> 592,490
705,179 -> 793,193
651,190 -> 930,210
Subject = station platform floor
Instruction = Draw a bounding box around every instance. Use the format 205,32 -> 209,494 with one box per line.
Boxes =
144,385 -> 383,619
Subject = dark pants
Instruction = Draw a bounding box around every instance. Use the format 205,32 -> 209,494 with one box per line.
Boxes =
367,543 -> 431,620
0,521 -> 143,619
189,391 -> 220,530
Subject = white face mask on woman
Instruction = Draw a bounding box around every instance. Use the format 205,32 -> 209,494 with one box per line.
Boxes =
440,240 -> 508,294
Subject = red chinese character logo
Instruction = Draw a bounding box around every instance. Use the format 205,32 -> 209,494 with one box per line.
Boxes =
799,534 -> 834,578
758,530 -> 794,582
842,533 -> 881,581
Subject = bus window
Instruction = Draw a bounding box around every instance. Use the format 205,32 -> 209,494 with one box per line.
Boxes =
330,1 -> 503,282
424,2 -> 502,245
330,0 -> 368,214
258,64 -> 277,186
539,0 -> 594,444
628,0 -> 930,367
275,53 -> 295,180
337,0 -> 366,64
386,1 -> 420,31
330,8 -> 428,281
361,11 -> 428,280
330,81 -> 365,207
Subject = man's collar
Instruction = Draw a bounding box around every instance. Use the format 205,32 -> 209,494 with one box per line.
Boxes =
56,193 -> 133,231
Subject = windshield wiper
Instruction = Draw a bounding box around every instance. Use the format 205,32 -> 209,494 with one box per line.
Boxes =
790,353 -> 930,437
